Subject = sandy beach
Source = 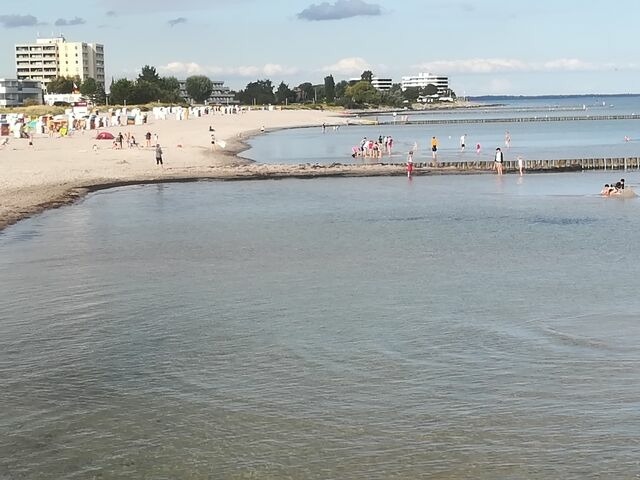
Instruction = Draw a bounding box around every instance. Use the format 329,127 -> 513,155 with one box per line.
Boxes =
0,108 -> 419,232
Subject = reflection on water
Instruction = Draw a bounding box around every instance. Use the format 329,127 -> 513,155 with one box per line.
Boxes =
1,173 -> 640,479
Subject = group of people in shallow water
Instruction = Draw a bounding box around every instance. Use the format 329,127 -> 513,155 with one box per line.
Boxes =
601,179 -> 626,196
352,135 -> 394,159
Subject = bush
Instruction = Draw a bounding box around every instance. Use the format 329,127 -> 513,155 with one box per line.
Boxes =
23,98 -> 41,107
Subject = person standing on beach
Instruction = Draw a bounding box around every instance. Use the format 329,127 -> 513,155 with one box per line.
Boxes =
460,134 -> 466,152
145,131 -> 152,147
117,132 -> 124,149
494,147 -> 504,175
431,136 -> 439,165
155,144 -> 163,166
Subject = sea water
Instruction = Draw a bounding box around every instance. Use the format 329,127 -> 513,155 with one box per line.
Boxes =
2,172 -> 640,479
241,96 -> 640,165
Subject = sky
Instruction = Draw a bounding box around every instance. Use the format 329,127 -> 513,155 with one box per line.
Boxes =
1,0 -> 639,96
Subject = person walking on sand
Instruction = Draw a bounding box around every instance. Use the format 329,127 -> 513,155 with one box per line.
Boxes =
494,147 -> 504,175
406,151 -> 414,178
155,144 -> 163,166
460,134 -> 466,152
145,131 -> 152,147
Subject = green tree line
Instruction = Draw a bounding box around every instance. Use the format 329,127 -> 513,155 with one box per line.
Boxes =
234,71 -> 456,109
45,65 -> 455,109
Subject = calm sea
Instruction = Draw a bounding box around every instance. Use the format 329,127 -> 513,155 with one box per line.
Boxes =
241,95 -> 640,165
2,171 -> 640,479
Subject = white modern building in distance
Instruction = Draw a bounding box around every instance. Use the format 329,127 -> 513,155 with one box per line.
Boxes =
0,79 -> 42,107
349,76 -> 393,91
371,77 -> 393,91
401,73 -> 449,95
15,36 -> 105,93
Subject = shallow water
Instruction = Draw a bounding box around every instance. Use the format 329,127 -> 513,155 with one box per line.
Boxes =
2,172 -> 640,479
242,119 -> 640,166
242,96 -> 640,165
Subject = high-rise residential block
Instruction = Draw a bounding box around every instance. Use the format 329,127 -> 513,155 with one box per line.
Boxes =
15,36 -> 105,92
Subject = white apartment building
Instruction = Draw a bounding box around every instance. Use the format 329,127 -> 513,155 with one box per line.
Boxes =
0,79 -> 42,107
401,73 -> 449,95
371,77 -> 393,91
15,36 -> 105,92
349,76 -> 394,91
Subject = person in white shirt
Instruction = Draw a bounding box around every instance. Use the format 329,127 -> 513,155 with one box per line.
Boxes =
494,148 -> 504,175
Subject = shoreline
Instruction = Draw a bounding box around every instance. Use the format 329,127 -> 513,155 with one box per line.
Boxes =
0,106 -> 623,234
0,161 -> 495,233
1,106 -> 513,233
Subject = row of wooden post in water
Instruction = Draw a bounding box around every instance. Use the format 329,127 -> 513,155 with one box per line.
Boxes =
351,157 -> 640,172
377,114 -> 640,125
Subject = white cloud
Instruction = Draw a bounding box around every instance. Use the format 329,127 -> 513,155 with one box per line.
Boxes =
413,58 -> 638,74
297,0 -> 382,21
159,62 -> 299,78
162,62 -> 205,75
321,57 -> 370,75
0,14 -> 42,28
263,63 -> 299,76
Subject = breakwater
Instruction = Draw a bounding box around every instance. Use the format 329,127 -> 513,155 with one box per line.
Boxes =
379,114 -> 640,125
357,157 -> 640,172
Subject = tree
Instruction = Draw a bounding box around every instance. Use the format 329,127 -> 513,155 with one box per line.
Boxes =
324,75 -> 335,103
380,90 -> 404,108
389,83 -> 403,95
297,82 -> 314,103
313,84 -> 325,103
236,79 -> 275,105
138,65 -> 160,84
402,87 -> 421,103
345,80 -> 380,105
109,78 -> 134,105
275,81 -> 296,105
94,83 -> 107,105
424,83 -> 438,96
185,75 -> 214,103
46,76 -> 74,94
80,77 -> 98,97
159,76 -> 182,103
360,70 -> 373,82
335,80 -> 348,99
130,80 -> 162,104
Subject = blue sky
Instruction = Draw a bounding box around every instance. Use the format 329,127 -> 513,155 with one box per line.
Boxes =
1,0 -> 639,95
